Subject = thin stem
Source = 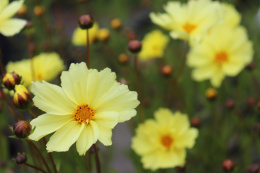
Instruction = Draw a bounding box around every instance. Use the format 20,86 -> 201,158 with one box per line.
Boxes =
93,144 -> 101,173
28,140 -> 52,173
24,163 -> 47,173
28,109 -> 36,119
43,137 -> 58,173
134,55 -> 144,122
1,88 -> 20,120
86,29 -> 90,68
175,42 -> 189,82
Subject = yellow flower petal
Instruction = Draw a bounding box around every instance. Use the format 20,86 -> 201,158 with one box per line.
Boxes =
0,0 -> 24,21
0,18 -> 26,36
0,0 -> 8,13
76,121 -> 99,156
47,121 -> 84,152
29,114 -> 73,141
96,123 -> 112,146
94,111 -> 119,128
174,129 -> 199,149
32,81 -> 76,115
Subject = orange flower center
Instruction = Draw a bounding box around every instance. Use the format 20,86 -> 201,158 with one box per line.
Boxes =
161,135 -> 173,149
215,52 -> 228,63
182,23 -> 196,34
73,104 -> 95,124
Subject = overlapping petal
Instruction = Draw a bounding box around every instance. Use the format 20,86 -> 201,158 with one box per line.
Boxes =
0,19 -> 26,36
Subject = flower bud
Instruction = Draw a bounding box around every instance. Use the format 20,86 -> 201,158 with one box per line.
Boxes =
15,154 -> 27,164
17,5 -> 27,17
98,28 -> 110,42
118,53 -> 129,64
160,65 -> 173,77
191,117 -> 201,128
222,159 -> 235,172
247,164 -> 259,173
205,88 -> 217,101
13,120 -> 32,138
111,18 -> 122,30
78,14 -> 94,29
119,78 -> 128,85
246,62 -> 255,71
247,97 -> 255,107
128,40 -> 142,53
2,72 -> 21,90
13,85 -> 31,109
34,6 -> 45,17
225,99 -> 235,110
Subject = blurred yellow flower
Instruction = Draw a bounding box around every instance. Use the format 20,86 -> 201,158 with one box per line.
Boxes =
29,62 -> 140,155
138,30 -> 169,61
218,3 -> 241,28
72,23 -> 99,46
132,108 -> 198,170
187,25 -> 253,87
6,52 -> 65,87
150,0 -> 219,44
0,0 -> 27,36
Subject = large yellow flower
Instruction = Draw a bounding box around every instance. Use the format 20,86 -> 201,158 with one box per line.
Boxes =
0,0 -> 26,36
217,3 -> 241,28
132,108 -> 198,170
72,23 -> 99,46
187,25 -> 253,87
150,0 -> 219,44
138,30 -> 169,61
6,52 -> 65,87
29,62 -> 140,155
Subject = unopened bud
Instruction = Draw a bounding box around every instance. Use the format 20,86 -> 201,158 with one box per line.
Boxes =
98,28 -> 110,42
222,159 -> 235,172
15,154 -> 27,164
247,97 -> 255,107
111,18 -> 122,30
160,65 -> 173,77
2,72 -> 21,90
128,40 -> 142,53
34,6 -> 45,17
13,120 -> 32,138
17,5 -> 27,17
247,164 -> 259,173
118,53 -> 129,64
205,88 -> 217,101
191,117 -> 201,128
78,14 -> 94,29
225,100 -> 235,110
13,85 -> 31,109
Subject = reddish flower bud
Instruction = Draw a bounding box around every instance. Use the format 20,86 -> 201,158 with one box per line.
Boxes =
13,85 -> 31,109
247,97 -> 255,107
222,159 -> 235,172
13,120 -> 32,138
15,154 -> 27,164
2,72 -> 21,90
225,100 -> 235,110
191,117 -> 201,128
128,40 -> 142,53
160,65 -> 173,77
78,14 -> 94,29
247,164 -> 259,173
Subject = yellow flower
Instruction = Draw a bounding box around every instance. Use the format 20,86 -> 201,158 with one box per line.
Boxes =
138,30 -> 169,61
72,23 -> 99,46
218,3 -> 241,28
6,52 -> 65,87
150,0 -> 219,44
0,0 -> 27,36
29,62 -> 140,155
132,108 -> 198,170
187,25 -> 253,87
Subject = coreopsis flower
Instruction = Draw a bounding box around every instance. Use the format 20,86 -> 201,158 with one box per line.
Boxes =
150,0 -> 219,44
6,52 -> 65,87
0,0 -> 27,36
132,108 -> 198,170
218,3 -> 241,27
187,25 -> 253,87
138,30 -> 169,61
29,62 -> 139,155
72,23 -> 99,46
